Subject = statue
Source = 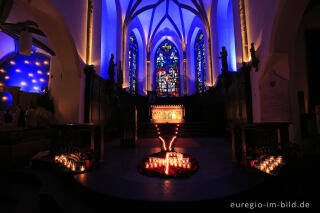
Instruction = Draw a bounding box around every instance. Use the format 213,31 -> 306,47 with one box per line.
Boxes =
108,54 -> 117,83
250,42 -> 259,71
218,46 -> 228,74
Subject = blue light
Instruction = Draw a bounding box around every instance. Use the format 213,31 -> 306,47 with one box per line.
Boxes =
0,32 -> 16,60
101,0 -> 118,79
217,0 -> 237,72
0,52 -> 50,94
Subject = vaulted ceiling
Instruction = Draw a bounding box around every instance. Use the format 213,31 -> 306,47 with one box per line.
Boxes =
119,0 -> 212,44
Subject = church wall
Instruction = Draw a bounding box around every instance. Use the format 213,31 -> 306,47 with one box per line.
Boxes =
101,0 -> 120,79
4,0 -> 86,123
211,0 -> 242,85
289,4 -> 320,143
246,0 -> 313,145
92,0 -> 102,75
244,0 -> 281,124
0,32 -> 16,60
49,0 -> 88,64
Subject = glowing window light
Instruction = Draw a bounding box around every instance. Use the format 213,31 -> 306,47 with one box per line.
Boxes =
194,31 -> 206,93
20,81 -> 27,86
10,61 -> 16,65
15,69 -> 21,73
37,70 -> 43,74
32,79 -> 37,83
0,69 -> 5,73
28,73 -> 34,77
47,72 -> 50,76
155,40 -> 180,97
128,33 -> 138,94
0,83 -> 3,86
24,60 -> 30,64
40,78 -> 45,82
33,86 -> 39,90
1,96 -> 8,101
35,61 -> 41,66
43,60 -> 49,65
4,76 -> 9,80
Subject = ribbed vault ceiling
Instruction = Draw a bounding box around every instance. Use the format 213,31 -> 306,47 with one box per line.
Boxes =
120,0 -> 212,44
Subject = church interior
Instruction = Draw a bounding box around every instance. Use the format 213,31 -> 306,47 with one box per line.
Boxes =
1,0 -> 320,211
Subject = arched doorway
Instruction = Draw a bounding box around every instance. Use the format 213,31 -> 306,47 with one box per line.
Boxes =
154,39 -> 180,97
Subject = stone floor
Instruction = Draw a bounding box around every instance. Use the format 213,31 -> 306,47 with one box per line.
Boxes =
2,137 -> 320,212
74,137 -> 265,201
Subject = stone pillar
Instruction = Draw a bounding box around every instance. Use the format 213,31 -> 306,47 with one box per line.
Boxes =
86,0 -> 93,65
183,56 -> 187,96
239,0 -> 249,61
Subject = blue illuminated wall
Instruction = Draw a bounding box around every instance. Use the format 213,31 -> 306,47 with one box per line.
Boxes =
217,0 -> 237,72
0,51 -> 50,94
0,32 -> 16,60
101,0 -> 118,79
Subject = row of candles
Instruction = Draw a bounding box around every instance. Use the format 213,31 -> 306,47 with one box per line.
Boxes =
145,152 -> 191,171
255,155 -> 283,174
54,154 -> 85,172
155,124 -> 180,151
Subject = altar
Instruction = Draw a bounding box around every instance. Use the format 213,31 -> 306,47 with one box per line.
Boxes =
138,105 -> 199,178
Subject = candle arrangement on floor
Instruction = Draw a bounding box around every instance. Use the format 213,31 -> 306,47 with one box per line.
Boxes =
138,123 -> 199,178
53,148 -> 95,173
251,155 -> 285,175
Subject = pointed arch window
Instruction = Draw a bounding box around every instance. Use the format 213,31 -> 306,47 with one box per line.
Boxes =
194,31 -> 206,93
155,40 -> 180,97
128,33 -> 138,94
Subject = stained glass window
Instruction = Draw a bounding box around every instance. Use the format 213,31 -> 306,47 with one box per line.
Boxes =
194,31 -> 206,93
155,40 -> 180,97
128,33 -> 138,94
